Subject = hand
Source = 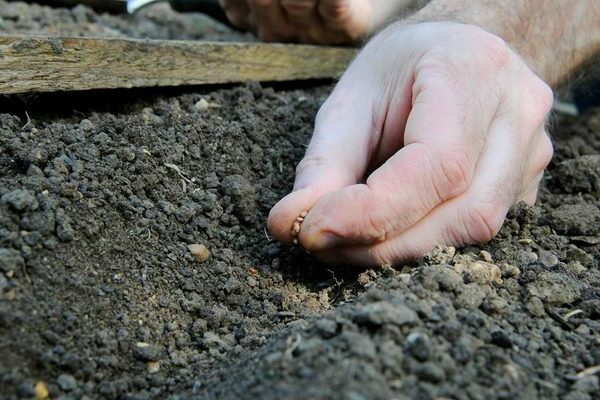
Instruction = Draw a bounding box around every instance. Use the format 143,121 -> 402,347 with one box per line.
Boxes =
219,0 -> 415,44
267,21 -> 554,266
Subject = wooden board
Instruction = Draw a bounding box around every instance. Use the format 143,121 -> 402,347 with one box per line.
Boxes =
0,34 -> 356,94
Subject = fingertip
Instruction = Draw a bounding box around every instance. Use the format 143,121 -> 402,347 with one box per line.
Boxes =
267,188 -> 316,244
301,230 -> 343,252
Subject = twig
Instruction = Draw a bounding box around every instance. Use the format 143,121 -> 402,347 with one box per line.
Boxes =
283,333 -> 302,360
263,226 -> 272,241
21,110 -> 31,130
164,163 -> 193,184
328,269 -> 344,304
566,365 -> 600,381
563,309 -> 583,320
544,304 -> 573,331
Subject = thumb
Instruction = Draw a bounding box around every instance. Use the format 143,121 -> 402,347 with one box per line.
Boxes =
267,84 -> 380,243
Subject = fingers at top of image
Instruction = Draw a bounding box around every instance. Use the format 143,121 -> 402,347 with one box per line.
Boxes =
247,0 -> 293,41
220,0 -> 251,29
317,0 -> 372,39
280,0 -> 326,42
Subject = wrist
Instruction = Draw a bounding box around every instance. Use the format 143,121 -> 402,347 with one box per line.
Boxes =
404,0 -> 600,87
405,2 -> 552,83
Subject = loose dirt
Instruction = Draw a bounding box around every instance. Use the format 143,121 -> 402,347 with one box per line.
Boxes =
1,2 -> 599,399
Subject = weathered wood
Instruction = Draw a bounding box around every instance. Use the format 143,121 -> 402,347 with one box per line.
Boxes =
0,34 -> 356,94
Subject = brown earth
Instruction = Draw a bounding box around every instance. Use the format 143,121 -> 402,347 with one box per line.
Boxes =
1,2 -> 599,399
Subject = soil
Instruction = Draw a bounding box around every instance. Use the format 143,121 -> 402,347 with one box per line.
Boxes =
1,2 -> 600,400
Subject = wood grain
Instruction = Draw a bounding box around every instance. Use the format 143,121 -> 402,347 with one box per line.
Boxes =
0,34 -> 356,94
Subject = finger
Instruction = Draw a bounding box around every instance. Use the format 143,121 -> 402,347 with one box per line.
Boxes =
281,0 -> 317,23
516,129 -> 553,204
317,0 -> 372,40
517,171 -> 543,205
267,75 -> 388,244
280,0 -> 323,42
298,69 -> 496,252
313,112 -> 527,266
220,0 -> 251,29
248,0 -> 292,41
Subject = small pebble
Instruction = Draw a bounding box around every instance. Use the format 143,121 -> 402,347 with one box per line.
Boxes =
147,360 -> 160,374
188,244 -> 210,263
34,382 -> 49,400
194,98 -> 209,111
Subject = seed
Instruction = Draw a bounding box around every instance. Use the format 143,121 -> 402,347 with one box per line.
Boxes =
291,210 -> 309,246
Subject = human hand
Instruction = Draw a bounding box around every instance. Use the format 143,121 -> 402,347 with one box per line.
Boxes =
218,0 -> 415,44
267,21 -> 554,266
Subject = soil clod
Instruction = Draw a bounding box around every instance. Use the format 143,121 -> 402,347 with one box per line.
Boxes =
188,243 -> 210,263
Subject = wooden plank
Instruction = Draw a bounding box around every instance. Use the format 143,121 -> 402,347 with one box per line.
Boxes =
0,34 -> 356,94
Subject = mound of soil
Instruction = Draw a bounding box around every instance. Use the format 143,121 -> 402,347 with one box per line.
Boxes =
1,2 -> 599,400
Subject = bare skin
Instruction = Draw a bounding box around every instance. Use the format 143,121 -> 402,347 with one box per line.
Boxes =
219,0 -> 416,43
224,0 -> 600,266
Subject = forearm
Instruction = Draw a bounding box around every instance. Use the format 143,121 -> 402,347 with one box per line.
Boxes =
407,0 -> 600,86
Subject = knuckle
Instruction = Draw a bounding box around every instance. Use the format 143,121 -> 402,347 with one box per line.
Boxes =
532,78 -> 554,116
281,0 -> 316,15
361,206 -> 389,243
460,200 -> 505,244
521,78 -> 554,128
295,151 -> 327,177
418,29 -> 511,81
432,148 -> 471,201
318,0 -> 350,20
476,32 -> 511,71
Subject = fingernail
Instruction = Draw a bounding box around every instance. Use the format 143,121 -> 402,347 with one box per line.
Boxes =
305,231 -> 343,251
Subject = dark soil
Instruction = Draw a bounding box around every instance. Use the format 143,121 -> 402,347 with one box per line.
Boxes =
1,2 -> 600,400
